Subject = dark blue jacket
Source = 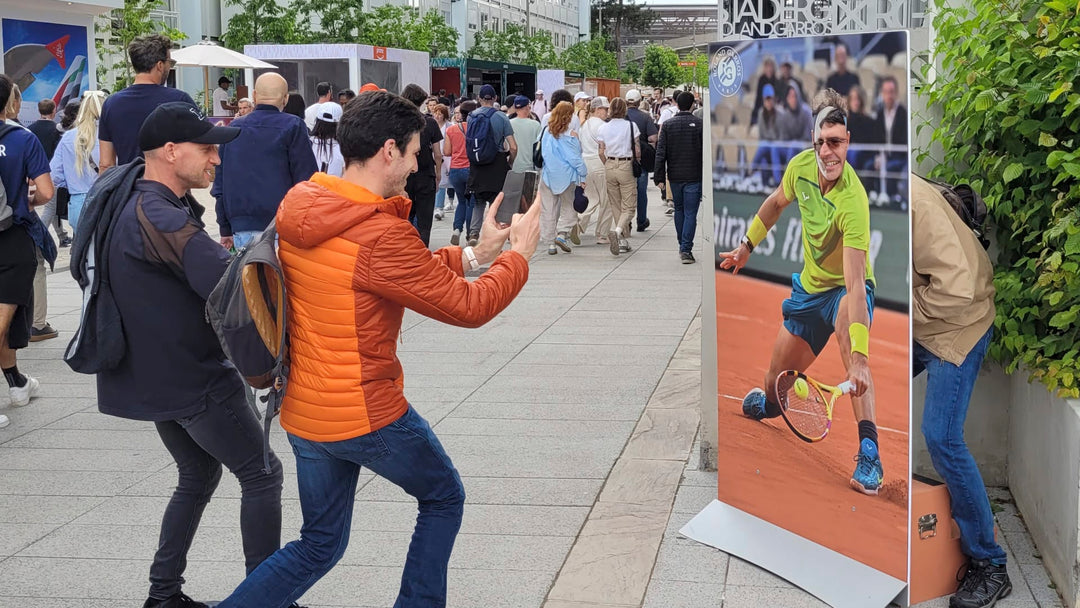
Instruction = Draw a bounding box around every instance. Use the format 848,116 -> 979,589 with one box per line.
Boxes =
212,104 -> 317,236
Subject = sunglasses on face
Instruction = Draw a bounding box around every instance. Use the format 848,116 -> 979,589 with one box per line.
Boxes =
814,137 -> 848,151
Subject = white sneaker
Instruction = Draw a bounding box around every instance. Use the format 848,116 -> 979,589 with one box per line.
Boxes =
434,209 -> 444,220
9,375 -> 39,407
0,414 -> 9,428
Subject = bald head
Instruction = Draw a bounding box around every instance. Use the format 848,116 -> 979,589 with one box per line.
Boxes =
254,73 -> 288,110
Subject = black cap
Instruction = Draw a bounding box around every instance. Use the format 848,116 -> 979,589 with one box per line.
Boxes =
218,76 -> 231,85
139,102 -> 240,152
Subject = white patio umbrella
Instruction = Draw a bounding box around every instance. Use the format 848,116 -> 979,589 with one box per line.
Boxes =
171,40 -> 276,113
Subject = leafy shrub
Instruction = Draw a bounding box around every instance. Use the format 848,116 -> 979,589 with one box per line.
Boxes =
919,0 -> 1080,395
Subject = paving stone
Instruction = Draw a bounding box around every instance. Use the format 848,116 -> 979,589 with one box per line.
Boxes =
641,578 -> 725,608
450,400 -> 647,422
622,408 -> 700,461
357,475 -> 602,506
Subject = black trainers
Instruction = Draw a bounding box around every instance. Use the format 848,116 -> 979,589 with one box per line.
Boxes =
636,219 -> 650,232
29,324 -> 58,342
59,236 -> 72,247
951,560 -> 1011,608
680,251 -> 696,264
142,593 -> 210,608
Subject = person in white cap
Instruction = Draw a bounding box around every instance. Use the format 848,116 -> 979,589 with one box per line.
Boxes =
533,89 -> 547,117
573,96 -> 613,244
310,101 -> 344,177
573,91 -> 592,128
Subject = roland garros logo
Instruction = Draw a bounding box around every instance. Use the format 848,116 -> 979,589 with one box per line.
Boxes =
712,46 -> 743,97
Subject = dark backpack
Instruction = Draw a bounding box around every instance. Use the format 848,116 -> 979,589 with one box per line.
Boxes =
920,175 -> 990,249
467,107 -> 502,165
533,126 -> 546,169
0,123 -> 19,232
205,222 -> 289,473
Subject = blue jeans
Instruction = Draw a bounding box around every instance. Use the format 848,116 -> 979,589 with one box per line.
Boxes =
233,230 -> 262,250
68,192 -> 87,234
435,187 -> 446,210
218,406 -> 466,608
914,328 -> 1006,564
669,181 -> 701,254
448,168 -> 473,232
635,171 -> 649,228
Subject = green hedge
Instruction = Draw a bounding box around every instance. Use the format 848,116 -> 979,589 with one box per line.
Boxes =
920,0 -> 1080,396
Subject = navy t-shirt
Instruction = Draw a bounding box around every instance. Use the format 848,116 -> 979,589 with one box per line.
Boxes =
99,84 -> 196,165
0,125 -> 51,226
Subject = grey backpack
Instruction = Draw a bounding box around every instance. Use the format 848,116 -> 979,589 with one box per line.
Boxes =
205,221 -> 289,473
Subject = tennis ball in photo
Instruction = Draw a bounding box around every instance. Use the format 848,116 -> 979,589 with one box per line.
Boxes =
794,378 -> 809,399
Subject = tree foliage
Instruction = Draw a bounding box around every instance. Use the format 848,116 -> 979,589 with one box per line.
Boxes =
295,0 -> 365,43
622,59 -> 642,84
360,6 -> 460,58
640,44 -> 679,89
920,0 -> 1080,396
221,0 -> 303,51
561,36 -> 619,78
590,0 -> 655,54
95,0 -> 187,91
677,49 -> 708,89
468,23 -> 557,67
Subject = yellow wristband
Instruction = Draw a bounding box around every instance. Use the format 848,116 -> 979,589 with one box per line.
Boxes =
746,215 -> 768,248
849,323 -> 869,358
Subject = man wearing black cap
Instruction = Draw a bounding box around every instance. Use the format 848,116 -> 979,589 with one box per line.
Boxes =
97,101 -> 286,608
213,75 -> 238,117
467,83 -> 517,245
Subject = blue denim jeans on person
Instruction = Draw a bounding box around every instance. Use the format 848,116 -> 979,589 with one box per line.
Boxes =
217,405 -> 466,608
635,171 -> 649,229
150,382 -> 284,600
914,328 -> 1007,565
448,167 -> 473,233
669,181 -> 701,254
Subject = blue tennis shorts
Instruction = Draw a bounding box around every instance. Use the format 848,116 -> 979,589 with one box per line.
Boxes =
781,273 -> 876,356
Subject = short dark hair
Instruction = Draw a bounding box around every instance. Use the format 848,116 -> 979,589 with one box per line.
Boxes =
37,99 -> 56,115
0,75 -> 12,116
458,99 -> 478,120
339,89 -> 356,101
676,91 -> 694,112
316,82 -> 332,97
61,99 -> 80,130
880,75 -> 899,90
128,33 -> 173,74
338,90 -> 425,166
400,83 -> 428,108
284,93 -> 306,119
549,89 -> 573,107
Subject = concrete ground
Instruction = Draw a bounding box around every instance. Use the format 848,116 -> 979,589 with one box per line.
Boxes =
0,184 -> 1060,607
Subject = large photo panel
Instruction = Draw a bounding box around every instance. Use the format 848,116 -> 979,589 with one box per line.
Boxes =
709,31 -> 911,586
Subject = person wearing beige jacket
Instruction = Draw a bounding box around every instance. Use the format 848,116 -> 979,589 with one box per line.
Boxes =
911,174 -> 1011,608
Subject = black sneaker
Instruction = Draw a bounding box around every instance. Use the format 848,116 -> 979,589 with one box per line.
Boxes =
142,593 -> 210,608
636,219 -> 650,232
951,560 -> 1011,608
680,251 -> 696,264
59,236 -> 72,247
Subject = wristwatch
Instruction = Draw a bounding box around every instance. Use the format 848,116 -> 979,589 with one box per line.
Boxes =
463,246 -> 481,271
740,235 -> 755,253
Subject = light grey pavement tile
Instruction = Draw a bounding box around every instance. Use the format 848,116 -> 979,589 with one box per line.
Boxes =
532,333 -> 684,346
641,579 -> 725,608
437,433 -> 625,479
434,417 -> 636,439
397,328 -> 543,352
0,495 -> 108,524
1019,564 -> 1065,607
0,557 -> 170,600
358,475 -> 602,506
450,400 -> 648,422
0,524 -> 63,557
403,374 -> 492,389
672,483 -> 720,515
596,458 -> 684,509
680,470 -> 719,488
720,584 -> 831,608
0,446 -> 177,472
43,411 -> 149,431
71,495 -> 303,528
648,369 -> 702,409
0,399 -> 97,444
0,469 -> 153,496
541,319 -> 690,336
496,361 -> 666,380
466,377 -> 657,405
651,537 -> 730,584
725,556 -> 799,589
396,350 -> 516,375
510,342 -> 680,368
3,428 -> 165,450
622,408 -> 701,461
543,601 -> 637,608
0,600 -> 124,608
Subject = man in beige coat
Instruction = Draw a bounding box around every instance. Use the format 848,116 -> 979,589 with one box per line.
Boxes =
912,174 -> 1011,608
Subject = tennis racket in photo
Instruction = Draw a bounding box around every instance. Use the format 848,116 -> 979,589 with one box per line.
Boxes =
775,370 -> 854,443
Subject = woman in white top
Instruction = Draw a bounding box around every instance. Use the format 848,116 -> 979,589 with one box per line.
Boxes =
573,96 -> 613,243
595,97 -> 640,255
309,102 -> 344,177
50,90 -> 104,234
433,104 -> 454,220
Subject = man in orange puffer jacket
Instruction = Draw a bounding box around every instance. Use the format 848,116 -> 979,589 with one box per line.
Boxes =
217,91 -> 540,608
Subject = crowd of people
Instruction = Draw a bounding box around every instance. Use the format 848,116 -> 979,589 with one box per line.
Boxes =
0,29 -> 703,608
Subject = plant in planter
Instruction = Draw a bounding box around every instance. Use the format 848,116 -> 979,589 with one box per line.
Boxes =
920,0 -> 1080,396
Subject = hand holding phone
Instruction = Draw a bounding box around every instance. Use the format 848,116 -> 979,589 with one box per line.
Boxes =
495,171 -> 539,227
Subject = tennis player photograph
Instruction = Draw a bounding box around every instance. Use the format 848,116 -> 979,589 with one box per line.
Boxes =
710,31 -> 911,582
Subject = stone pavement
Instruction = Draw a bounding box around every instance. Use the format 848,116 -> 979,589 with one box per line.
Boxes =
0,183 -> 1060,608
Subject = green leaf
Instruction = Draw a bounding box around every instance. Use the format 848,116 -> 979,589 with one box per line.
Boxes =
1047,150 -> 1070,168
974,89 -> 997,111
1003,162 -> 1025,183
1040,132 -> 1060,147
1049,81 -> 1074,102
1050,309 -> 1078,328
1001,115 -> 1022,128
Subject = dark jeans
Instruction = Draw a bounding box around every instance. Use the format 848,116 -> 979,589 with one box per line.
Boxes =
669,181 -> 702,254
218,405 -> 466,608
635,171 -> 649,229
914,328 -> 1006,564
449,168 -> 473,232
150,383 -> 284,600
408,185 -> 437,247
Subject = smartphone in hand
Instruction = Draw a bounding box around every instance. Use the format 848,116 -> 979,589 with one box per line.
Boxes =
495,171 -> 539,227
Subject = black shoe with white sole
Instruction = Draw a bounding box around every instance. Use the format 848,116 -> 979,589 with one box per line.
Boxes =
950,560 -> 1011,608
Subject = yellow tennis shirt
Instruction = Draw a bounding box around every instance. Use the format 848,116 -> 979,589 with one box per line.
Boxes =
781,149 -> 876,294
